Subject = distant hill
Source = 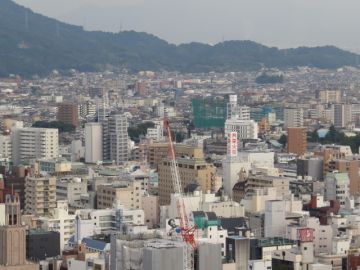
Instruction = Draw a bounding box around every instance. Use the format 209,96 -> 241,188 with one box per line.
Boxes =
1,0 -> 360,77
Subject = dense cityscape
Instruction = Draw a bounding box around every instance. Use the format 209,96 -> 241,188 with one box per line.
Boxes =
3,1 -> 360,270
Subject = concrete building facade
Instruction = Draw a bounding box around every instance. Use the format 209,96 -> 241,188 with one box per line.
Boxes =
284,108 -> 303,128
24,175 -> 56,216
11,127 -> 59,166
287,127 -> 307,156
57,102 -> 79,127
85,122 -> 103,164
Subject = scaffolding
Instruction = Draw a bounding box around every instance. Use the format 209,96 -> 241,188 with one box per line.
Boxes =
192,96 -> 227,129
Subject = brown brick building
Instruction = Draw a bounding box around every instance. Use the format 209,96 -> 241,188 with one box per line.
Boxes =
57,102 -> 79,127
287,127 -> 307,155
0,195 -> 37,270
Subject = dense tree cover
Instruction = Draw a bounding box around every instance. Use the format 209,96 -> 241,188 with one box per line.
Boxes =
128,122 -> 155,142
1,0 -> 360,77
32,121 -> 75,132
308,125 -> 360,153
255,73 -> 284,84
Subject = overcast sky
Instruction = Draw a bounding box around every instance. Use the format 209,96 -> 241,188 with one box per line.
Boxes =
13,0 -> 360,51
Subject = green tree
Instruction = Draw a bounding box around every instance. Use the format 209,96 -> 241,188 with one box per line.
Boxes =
128,122 -> 155,142
32,121 -> 75,133
278,134 -> 287,146
308,130 -> 320,143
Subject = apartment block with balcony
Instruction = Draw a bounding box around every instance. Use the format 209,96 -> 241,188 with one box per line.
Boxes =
24,175 -> 56,216
11,127 -> 59,166
97,181 -> 142,210
158,157 -> 216,205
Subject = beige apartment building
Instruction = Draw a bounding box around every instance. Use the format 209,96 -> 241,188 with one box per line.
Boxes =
246,172 -> 290,198
158,157 -> 216,205
24,175 -> 56,216
148,143 -> 204,168
141,194 -> 160,229
11,127 -> 59,166
319,90 -> 342,104
97,181 -> 142,210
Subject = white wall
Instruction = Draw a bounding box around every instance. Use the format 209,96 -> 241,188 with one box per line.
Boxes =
0,204 -> 5,226
85,123 -> 103,163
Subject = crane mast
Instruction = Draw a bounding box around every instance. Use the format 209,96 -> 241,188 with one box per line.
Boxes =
164,119 -> 197,251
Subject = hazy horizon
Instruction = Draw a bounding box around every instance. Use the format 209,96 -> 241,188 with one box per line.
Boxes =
13,0 -> 360,52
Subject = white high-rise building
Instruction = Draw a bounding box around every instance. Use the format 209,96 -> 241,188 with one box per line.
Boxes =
85,122 -> 103,163
11,127 -> 59,165
284,108 -> 303,128
224,119 -> 258,140
227,95 -> 250,120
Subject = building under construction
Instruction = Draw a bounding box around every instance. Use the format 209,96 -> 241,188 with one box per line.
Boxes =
192,96 -> 227,129
110,232 -> 222,270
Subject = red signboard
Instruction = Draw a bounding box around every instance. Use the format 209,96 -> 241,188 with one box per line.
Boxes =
297,228 -> 314,242
227,132 -> 238,157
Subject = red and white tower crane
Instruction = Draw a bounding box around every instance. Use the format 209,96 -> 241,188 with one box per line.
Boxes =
164,119 -> 197,268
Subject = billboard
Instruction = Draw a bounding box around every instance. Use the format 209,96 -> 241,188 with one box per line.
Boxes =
227,132 -> 238,157
297,228 -> 314,242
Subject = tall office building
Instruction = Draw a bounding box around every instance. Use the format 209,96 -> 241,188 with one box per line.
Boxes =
287,127 -> 307,155
284,108 -> 303,128
24,175 -> 57,216
85,123 -> 103,164
332,103 -> 352,128
0,194 -> 37,270
11,127 -> 59,166
57,102 -> 79,127
102,114 -> 129,164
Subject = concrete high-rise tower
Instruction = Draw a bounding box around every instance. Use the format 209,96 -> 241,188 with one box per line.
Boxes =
85,123 -> 103,164
102,114 -> 129,164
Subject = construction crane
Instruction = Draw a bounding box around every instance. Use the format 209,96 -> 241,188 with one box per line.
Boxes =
164,119 -> 197,269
